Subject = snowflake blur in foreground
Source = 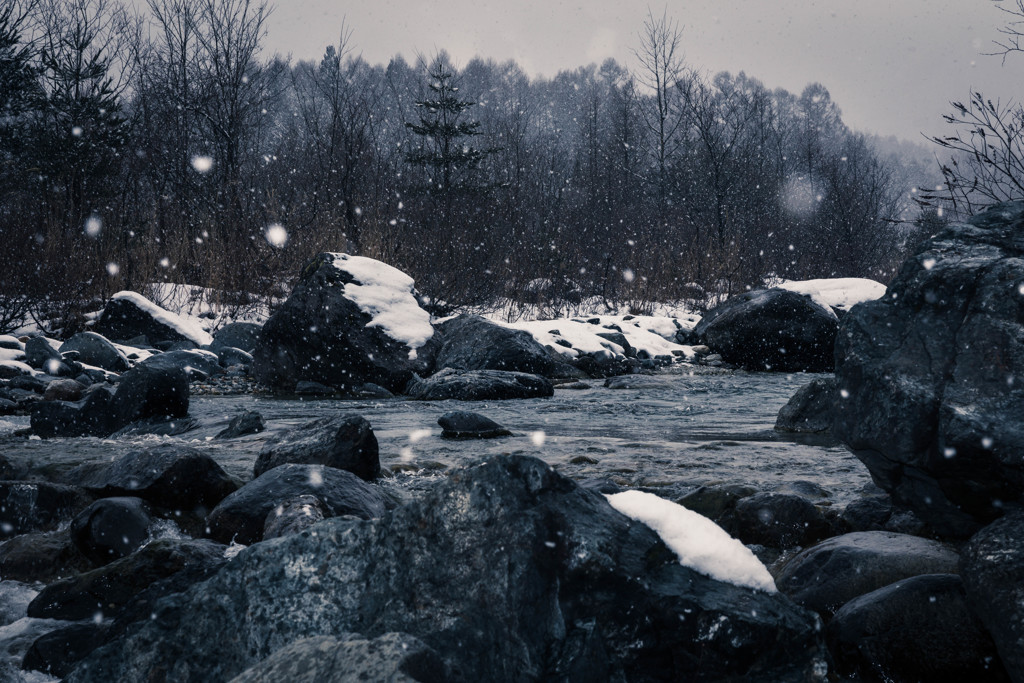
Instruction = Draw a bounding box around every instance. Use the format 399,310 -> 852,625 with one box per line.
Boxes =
531,431 -> 546,446
106,262 -> 119,276
84,215 -> 102,238
191,155 -> 213,173
265,223 -> 288,248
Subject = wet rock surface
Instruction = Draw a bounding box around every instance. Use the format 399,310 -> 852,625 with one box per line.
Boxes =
437,411 -> 511,439
827,573 -> 1009,682
835,202 -> 1024,537
775,531 -> 960,617
434,314 -> 577,378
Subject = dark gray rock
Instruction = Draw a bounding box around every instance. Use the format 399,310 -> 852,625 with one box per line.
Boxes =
92,294 -> 201,346
215,346 -> 253,368
676,483 -> 757,525
43,378 -> 86,401
434,314 -> 578,378
10,374 -> 48,394
840,494 -> 894,532
0,529 -> 91,582
254,415 -> 379,481
205,463 -> 388,545
827,574 -> 1008,682
692,288 -> 839,372
210,322 -> 262,353
140,349 -> 222,380
0,335 -> 21,350
437,411 -> 511,439
262,495 -> 328,540
252,253 -> 436,393
961,511 -> 1024,682
108,362 -> 189,429
293,380 -> 337,395
406,368 -> 554,401
68,443 -> 237,513
23,623 -> 109,679
216,410 -> 266,439
227,633 -> 448,683
70,497 -> 153,565
24,336 -> 62,370
776,531 -> 961,618
68,455 -> 826,683
834,202 -> 1024,538
729,492 -> 831,548
29,384 -> 116,438
28,538 -> 227,622
775,377 -> 836,434
0,363 -> 29,379
0,481 -> 93,539
60,332 -> 130,372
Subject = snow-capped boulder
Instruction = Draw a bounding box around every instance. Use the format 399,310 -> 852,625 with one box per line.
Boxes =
252,253 -> 435,393
691,288 -> 839,372
434,314 -> 578,378
67,455 -> 826,682
835,202 -> 1024,538
92,291 -> 214,347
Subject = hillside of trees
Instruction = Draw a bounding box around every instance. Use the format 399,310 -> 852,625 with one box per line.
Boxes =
0,0 -> 938,333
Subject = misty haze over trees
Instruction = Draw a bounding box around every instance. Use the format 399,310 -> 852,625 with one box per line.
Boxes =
0,0 -> 944,334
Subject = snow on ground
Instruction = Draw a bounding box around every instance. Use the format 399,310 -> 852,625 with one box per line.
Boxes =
0,360 -> 32,376
146,282 -> 272,326
501,314 -> 695,362
330,253 -> 434,350
110,291 -> 214,347
606,490 -> 777,593
0,348 -> 26,364
776,278 -> 886,313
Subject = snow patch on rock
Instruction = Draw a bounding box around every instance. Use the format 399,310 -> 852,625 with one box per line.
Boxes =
607,490 -> 777,592
330,254 -> 433,349
776,278 -> 886,314
111,291 -> 214,347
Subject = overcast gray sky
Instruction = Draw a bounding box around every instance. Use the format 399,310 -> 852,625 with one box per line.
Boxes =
263,0 -> 1020,143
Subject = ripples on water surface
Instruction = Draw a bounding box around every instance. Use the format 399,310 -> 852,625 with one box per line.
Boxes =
0,368 -> 871,506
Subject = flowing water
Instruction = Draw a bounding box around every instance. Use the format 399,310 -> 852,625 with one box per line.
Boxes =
0,366 -> 871,506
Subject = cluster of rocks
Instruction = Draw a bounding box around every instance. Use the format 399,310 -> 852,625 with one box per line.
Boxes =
765,201 -> 1024,681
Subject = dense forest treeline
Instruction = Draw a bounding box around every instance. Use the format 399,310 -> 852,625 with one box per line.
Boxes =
0,0 -> 939,333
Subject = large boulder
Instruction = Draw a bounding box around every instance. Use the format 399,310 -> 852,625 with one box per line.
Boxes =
775,531 -> 961,617
91,291 -> 213,346
60,332 -> 130,372
24,336 -> 62,371
205,463 -> 388,545
405,368 -> 554,401
960,511 -> 1024,681
691,288 -> 839,372
728,491 -> 831,548
434,314 -> 576,378
827,574 -> 1008,682
69,443 -> 237,513
834,202 -> 1024,538
67,455 -> 826,683
140,349 -> 222,380
254,415 -> 379,481
252,253 -> 435,393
